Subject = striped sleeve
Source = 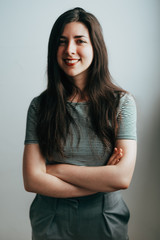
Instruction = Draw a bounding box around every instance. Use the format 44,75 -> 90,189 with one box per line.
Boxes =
116,93 -> 137,140
24,97 -> 39,144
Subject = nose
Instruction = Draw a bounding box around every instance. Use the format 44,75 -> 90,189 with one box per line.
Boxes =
65,40 -> 76,55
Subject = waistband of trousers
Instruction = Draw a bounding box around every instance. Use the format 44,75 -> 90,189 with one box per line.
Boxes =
65,191 -> 121,202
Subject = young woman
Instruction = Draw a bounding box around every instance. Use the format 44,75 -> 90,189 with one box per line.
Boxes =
23,7 -> 137,240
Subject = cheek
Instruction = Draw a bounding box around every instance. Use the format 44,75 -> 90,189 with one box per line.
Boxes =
84,47 -> 94,63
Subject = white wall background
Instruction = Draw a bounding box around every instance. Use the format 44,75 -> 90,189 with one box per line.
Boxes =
0,0 -> 159,239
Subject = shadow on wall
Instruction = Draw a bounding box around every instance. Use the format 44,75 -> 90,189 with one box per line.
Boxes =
127,94 -> 160,240
146,95 -> 160,189
140,95 -> 160,238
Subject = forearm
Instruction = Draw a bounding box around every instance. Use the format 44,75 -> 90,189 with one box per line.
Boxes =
23,144 -> 97,198
46,140 -> 136,192
47,164 -> 122,192
24,171 -> 97,198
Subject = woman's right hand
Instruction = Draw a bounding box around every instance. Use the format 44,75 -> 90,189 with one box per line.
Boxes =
107,148 -> 123,165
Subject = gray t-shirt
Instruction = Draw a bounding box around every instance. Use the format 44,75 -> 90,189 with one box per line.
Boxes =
24,93 -> 137,166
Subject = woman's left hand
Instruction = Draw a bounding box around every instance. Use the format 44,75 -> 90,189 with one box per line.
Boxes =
107,147 -> 123,165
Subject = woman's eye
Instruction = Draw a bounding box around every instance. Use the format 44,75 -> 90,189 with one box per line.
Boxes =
59,39 -> 67,45
77,39 -> 86,44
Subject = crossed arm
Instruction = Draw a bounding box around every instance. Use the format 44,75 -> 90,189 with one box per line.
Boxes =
23,139 -> 137,198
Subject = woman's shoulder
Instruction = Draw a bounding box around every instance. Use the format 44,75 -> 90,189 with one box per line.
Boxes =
119,91 -> 136,103
116,91 -> 137,140
29,91 -> 46,110
117,91 -> 136,116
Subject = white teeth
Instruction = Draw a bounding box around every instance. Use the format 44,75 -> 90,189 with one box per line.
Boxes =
65,59 -> 79,63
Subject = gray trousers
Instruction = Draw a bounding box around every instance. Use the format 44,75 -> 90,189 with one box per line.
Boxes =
30,192 -> 130,240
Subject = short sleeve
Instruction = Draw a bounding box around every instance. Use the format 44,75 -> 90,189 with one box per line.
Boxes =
116,93 -> 137,140
24,97 -> 39,144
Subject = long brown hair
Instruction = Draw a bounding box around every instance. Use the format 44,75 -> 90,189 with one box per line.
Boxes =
37,7 -> 125,161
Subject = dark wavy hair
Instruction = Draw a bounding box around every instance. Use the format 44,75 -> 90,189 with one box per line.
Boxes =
37,7 -> 125,161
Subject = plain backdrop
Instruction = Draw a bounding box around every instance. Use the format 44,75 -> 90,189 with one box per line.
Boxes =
0,0 -> 160,239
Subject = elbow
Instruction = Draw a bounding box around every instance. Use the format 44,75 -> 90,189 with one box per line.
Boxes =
113,167 -> 133,190
23,179 -> 35,192
119,182 -> 129,190
118,177 -> 131,190
23,174 -> 38,193
110,174 -> 131,191
103,177 -> 130,192
23,171 -> 45,193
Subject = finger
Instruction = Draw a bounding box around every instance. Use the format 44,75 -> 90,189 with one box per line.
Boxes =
107,148 -> 118,165
111,152 -> 123,165
111,148 -> 122,160
110,152 -> 122,164
107,150 -> 123,165
107,148 -> 119,165
107,147 -> 123,165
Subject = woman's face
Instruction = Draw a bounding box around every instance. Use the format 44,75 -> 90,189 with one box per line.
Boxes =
57,22 -> 94,86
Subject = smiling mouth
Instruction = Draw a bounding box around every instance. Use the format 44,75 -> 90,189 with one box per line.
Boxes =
64,59 -> 80,65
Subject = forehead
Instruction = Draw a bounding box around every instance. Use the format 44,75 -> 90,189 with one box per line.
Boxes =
61,22 -> 90,37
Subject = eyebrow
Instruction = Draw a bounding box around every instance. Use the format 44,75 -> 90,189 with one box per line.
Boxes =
60,35 -> 88,39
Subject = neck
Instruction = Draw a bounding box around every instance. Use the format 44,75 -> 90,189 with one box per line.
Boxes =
66,73 -> 89,102
70,70 -> 89,90
73,77 -> 86,91
68,92 -> 89,103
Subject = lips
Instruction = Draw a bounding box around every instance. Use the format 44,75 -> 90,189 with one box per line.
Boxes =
64,58 -> 80,66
